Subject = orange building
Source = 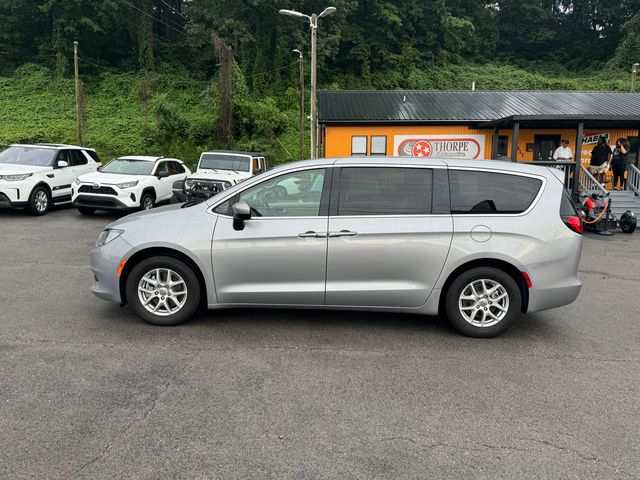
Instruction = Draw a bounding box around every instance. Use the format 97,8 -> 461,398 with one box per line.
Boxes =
317,90 -> 640,170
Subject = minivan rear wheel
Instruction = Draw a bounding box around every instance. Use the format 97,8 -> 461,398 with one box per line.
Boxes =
125,256 -> 200,326
445,267 -> 521,337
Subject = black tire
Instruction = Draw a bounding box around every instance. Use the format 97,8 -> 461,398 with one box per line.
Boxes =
28,186 -> 51,216
139,192 -> 155,211
125,256 -> 201,326
620,211 -> 637,234
77,207 -> 95,215
445,267 -> 521,338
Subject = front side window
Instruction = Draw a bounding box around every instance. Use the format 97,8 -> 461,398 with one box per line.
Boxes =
199,153 -> 250,172
351,136 -> 367,156
101,158 -> 155,175
69,150 -> 88,166
371,136 -> 387,156
337,167 -> 433,216
237,169 -> 326,217
449,170 -> 542,214
0,146 -> 56,167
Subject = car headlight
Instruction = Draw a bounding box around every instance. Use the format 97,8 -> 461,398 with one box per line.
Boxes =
116,181 -> 138,189
184,179 -> 194,191
96,229 -> 124,247
0,173 -> 32,181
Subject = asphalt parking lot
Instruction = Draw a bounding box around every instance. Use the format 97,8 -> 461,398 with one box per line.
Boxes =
0,205 -> 639,480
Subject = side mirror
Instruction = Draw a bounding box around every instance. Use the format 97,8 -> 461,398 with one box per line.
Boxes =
232,202 -> 251,231
97,165 -> 103,172
157,171 -> 170,179
57,160 -> 69,168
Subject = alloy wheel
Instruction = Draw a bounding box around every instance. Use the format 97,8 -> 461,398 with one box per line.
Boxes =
458,279 -> 509,328
137,268 -> 188,317
34,190 -> 48,212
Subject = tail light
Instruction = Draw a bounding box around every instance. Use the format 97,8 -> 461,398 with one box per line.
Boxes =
560,191 -> 583,234
564,216 -> 583,234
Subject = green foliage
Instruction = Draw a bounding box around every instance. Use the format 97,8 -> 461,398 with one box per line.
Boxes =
0,1 -> 639,165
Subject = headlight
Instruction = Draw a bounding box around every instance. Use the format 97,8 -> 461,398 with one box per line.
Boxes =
116,181 -> 138,189
184,179 -> 194,191
0,173 -> 32,181
96,229 -> 124,247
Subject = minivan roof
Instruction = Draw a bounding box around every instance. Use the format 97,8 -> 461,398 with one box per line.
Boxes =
267,157 -> 555,177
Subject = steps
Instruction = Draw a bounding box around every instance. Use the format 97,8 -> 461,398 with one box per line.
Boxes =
606,190 -> 640,217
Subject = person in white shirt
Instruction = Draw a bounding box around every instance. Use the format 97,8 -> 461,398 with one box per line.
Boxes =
553,139 -> 573,162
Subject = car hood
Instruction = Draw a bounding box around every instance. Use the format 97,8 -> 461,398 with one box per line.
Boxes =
0,164 -> 52,175
78,171 -> 144,185
107,201 -> 205,230
192,169 -> 251,182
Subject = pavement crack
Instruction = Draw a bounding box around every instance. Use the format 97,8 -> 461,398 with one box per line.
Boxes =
70,349 -> 203,479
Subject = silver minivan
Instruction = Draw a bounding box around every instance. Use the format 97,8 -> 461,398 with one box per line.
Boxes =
90,158 -> 583,337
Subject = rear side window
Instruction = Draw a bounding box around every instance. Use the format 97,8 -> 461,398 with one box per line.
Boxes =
560,189 -> 578,217
337,167 -> 433,216
85,150 -> 101,163
449,170 -> 542,214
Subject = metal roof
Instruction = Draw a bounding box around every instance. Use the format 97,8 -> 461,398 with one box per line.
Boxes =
318,90 -> 640,125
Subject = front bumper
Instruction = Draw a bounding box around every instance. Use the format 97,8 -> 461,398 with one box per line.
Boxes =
0,192 -> 27,209
90,235 -> 134,304
73,194 -> 134,211
0,184 -> 28,209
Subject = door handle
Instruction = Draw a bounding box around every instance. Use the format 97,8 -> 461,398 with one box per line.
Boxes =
328,230 -> 358,238
298,231 -> 327,238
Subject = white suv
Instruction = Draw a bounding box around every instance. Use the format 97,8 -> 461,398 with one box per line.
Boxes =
72,156 -> 190,214
0,144 -> 101,215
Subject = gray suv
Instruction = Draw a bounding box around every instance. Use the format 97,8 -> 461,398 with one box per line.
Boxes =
90,157 -> 583,337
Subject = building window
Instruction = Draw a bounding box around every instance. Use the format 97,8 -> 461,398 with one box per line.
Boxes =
497,136 -> 509,158
351,136 -> 367,156
370,136 -> 387,156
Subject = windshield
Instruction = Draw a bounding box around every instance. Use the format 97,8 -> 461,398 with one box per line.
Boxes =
199,153 -> 250,172
101,158 -> 155,175
0,146 -> 56,167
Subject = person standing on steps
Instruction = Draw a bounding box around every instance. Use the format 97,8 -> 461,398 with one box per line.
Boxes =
611,138 -> 630,191
589,136 -> 612,186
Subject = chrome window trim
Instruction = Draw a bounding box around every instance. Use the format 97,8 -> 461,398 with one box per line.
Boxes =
207,164 -> 332,218
447,167 -> 547,218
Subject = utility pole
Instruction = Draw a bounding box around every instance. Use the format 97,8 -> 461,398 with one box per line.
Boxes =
310,14 -> 318,159
73,41 -> 82,145
279,7 -> 336,159
632,63 -> 639,93
293,50 -> 305,160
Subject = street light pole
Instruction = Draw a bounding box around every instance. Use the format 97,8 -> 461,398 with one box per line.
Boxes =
632,63 -> 639,93
310,14 -> 318,159
293,49 -> 305,160
279,6 -> 336,159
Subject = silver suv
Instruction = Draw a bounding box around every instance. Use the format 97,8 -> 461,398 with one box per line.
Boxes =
90,158 -> 583,337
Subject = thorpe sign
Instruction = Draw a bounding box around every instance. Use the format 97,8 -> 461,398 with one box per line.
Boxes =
394,134 -> 485,159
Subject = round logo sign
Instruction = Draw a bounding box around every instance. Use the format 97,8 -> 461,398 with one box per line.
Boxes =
412,140 -> 432,157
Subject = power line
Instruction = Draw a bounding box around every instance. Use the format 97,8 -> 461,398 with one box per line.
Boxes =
157,0 -> 192,23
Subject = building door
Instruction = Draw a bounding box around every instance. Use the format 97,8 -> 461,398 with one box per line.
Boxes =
533,134 -> 561,161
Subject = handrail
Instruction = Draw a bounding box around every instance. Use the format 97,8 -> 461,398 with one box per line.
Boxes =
627,164 -> 640,195
578,165 -> 608,196
529,161 -> 575,191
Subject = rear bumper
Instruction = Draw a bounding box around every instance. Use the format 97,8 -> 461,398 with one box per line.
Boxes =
527,279 -> 582,313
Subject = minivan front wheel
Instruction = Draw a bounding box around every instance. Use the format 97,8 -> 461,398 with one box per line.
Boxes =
445,267 -> 521,337
125,256 -> 200,326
